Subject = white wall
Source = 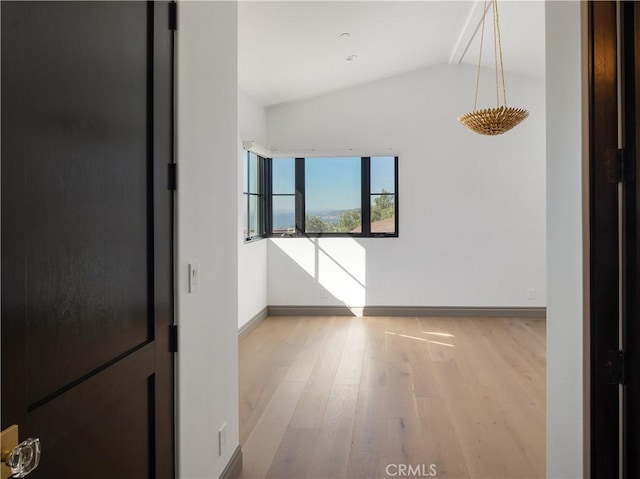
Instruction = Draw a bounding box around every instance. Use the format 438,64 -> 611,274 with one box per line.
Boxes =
545,2 -> 585,477
238,90 -> 268,329
178,4 -> 588,478
177,2 -> 239,478
239,90 -> 267,148
266,64 -> 546,309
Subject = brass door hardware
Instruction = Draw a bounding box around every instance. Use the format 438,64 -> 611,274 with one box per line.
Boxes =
1,426 -> 40,478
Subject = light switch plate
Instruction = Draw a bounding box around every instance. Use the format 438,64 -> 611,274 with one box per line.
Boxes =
218,423 -> 227,456
189,263 -> 199,293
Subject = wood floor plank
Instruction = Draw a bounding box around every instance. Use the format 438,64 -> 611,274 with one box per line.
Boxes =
284,317 -> 334,383
264,427 -> 319,479
240,380 -> 306,479
347,456 -> 389,479
416,397 -> 469,478
482,318 -> 546,413
385,358 -> 419,419
306,383 -> 359,479
239,365 -> 289,444
350,351 -> 387,459
289,318 -> 350,429
433,318 -> 544,478
334,318 -> 366,385
402,317 -> 443,398
386,416 -> 427,466
239,315 -> 546,479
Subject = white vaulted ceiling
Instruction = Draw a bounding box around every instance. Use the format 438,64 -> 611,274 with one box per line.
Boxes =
238,1 -> 545,107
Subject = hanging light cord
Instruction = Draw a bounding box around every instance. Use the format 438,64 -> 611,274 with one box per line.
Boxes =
494,0 -> 508,107
493,0 -> 499,107
472,0 -> 508,111
472,0 -> 487,111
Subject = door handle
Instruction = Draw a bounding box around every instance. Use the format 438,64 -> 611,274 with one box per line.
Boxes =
1,426 -> 40,478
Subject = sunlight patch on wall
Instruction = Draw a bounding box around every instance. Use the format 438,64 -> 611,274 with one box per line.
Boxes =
270,237 -> 317,278
317,238 -> 366,307
269,237 -> 366,308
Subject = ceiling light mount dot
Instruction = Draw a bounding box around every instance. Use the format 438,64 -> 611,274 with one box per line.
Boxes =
346,54 -> 358,62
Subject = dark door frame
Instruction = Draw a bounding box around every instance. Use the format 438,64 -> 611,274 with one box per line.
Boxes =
589,1 -> 640,477
620,2 -> 640,477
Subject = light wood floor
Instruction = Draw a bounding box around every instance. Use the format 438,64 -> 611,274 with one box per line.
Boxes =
239,316 -> 545,479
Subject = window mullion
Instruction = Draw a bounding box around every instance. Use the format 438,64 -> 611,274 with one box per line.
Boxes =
246,152 -> 251,238
258,155 -> 266,237
295,158 -> 305,235
394,156 -> 399,236
362,156 -> 371,235
265,157 -> 272,236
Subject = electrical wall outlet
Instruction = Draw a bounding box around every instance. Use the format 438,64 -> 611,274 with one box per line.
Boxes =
527,288 -> 536,300
320,288 -> 328,299
218,423 -> 227,456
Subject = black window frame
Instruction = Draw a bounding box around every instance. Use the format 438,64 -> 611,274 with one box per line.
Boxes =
242,150 -> 268,242
269,157 -> 295,236
267,156 -> 398,238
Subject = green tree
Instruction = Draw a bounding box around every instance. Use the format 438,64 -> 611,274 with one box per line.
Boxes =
305,215 -> 324,232
306,215 -> 337,232
371,190 -> 394,222
338,208 -> 361,232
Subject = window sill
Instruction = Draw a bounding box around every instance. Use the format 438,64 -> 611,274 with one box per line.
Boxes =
243,235 -> 266,244
267,233 -> 398,239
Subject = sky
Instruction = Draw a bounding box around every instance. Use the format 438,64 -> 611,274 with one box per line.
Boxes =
306,157 -> 360,212
272,156 -> 395,213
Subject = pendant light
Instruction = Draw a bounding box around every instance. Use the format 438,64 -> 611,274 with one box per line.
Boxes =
458,0 -> 529,136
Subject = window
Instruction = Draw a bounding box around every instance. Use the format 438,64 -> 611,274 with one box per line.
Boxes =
243,151 -> 267,241
369,156 -> 397,233
305,157 -> 361,233
270,156 -> 398,237
271,157 -> 296,235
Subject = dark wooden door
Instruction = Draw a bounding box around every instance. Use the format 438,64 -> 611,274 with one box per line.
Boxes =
622,2 -> 640,477
1,2 -> 175,478
591,1 -> 640,477
589,2 -> 620,478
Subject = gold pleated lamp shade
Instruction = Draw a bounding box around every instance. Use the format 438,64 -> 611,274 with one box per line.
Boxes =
458,0 -> 528,136
458,106 -> 529,136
